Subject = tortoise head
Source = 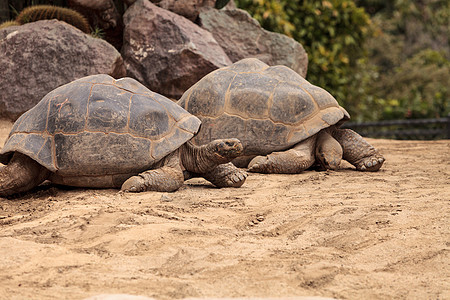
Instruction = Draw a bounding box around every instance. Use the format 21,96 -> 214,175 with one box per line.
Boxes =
208,138 -> 244,163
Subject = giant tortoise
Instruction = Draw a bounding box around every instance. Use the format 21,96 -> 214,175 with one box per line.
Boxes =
0,74 -> 247,196
178,58 -> 385,173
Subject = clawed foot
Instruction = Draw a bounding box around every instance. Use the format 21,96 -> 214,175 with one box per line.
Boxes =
223,168 -> 247,188
121,175 -> 145,192
248,155 -> 273,173
202,162 -> 248,188
356,154 -> 385,172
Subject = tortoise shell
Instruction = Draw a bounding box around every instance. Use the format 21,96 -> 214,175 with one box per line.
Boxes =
178,58 -> 350,156
0,74 -> 201,187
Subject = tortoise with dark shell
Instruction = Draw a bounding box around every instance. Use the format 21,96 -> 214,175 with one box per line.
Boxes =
0,74 -> 247,196
178,58 -> 385,173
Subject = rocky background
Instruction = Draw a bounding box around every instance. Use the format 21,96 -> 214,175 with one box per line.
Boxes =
0,0 -> 308,120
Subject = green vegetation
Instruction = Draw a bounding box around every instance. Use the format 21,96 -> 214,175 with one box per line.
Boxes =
361,0 -> 450,120
236,0 -> 450,121
90,26 -> 106,40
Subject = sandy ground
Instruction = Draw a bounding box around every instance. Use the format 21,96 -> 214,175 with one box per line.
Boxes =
0,119 -> 448,300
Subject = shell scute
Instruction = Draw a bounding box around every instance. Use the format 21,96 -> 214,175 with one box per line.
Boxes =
0,133 -> 54,170
321,109 -> 345,126
77,74 -> 115,85
11,95 -> 49,134
152,127 -> 188,161
183,69 -> 235,118
54,132 -> 152,176
152,91 -> 193,123
242,119 -> 290,154
113,77 -> 153,95
301,84 -> 339,109
46,82 -> 92,134
227,58 -> 268,73
86,84 -> 130,134
270,81 -> 316,125
128,93 -> 170,139
262,64 -> 306,85
227,73 -> 278,120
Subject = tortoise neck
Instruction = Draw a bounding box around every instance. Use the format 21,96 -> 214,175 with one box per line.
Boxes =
180,141 -> 218,174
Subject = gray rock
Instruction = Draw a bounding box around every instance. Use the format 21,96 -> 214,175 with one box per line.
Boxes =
199,8 -> 308,77
0,20 -> 126,120
152,0 -> 236,22
160,194 -> 173,202
122,0 -> 231,99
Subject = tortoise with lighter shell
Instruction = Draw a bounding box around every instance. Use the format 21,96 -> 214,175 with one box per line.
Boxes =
178,58 -> 385,173
0,74 -> 247,196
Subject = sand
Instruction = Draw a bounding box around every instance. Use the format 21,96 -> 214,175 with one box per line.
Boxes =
0,119 -> 448,300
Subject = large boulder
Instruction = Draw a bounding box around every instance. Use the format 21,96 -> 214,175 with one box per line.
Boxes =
199,8 -> 308,77
122,0 -> 231,99
0,20 -> 126,120
151,0 -> 236,22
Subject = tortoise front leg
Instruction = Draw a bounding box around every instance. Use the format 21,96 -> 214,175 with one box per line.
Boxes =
201,162 -> 248,188
248,135 -> 317,173
315,129 -> 343,170
0,152 -> 50,196
332,128 -> 385,171
121,151 -> 184,192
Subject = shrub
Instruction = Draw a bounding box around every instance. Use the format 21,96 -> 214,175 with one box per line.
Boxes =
235,0 -> 373,119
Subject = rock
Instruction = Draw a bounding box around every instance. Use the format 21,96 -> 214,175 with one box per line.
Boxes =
160,194 -> 173,202
68,0 -> 124,49
152,0 -> 236,22
122,0 -> 231,99
0,20 -> 126,120
199,8 -> 308,77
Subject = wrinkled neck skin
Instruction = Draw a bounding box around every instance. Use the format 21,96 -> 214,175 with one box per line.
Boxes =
180,141 -> 228,174
324,125 -> 337,135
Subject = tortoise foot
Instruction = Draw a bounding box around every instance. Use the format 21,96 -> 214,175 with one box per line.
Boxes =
202,162 -> 248,188
248,155 -> 273,173
222,168 -> 247,188
121,176 -> 146,192
356,154 -> 385,172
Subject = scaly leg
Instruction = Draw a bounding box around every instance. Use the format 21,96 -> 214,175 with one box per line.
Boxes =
332,128 -> 385,171
248,135 -> 317,173
121,151 -> 184,192
0,152 -> 50,196
315,130 -> 343,170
